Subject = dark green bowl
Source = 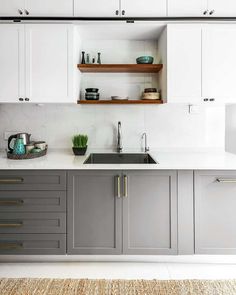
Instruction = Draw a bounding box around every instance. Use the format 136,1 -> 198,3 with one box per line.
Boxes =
136,56 -> 154,64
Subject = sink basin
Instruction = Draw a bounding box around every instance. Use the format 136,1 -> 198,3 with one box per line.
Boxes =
84,153 -> 157,164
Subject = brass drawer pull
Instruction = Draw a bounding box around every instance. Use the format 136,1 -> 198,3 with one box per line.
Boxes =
115,175 -> 121,198
0,222 -> 23,227
216,178 -> 236,183
123,175 -> 128,197
0,178 -> 24,184
0,200 -> 24,206
0,242 -> 23,249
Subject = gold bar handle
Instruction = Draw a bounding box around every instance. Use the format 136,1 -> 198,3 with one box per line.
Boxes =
0,178 -> 24,184
0,222 -> 23,227
0,200 -> 24,206
123,175 -> 128,197
116,176 -> 121,198
216,178 -> 236,183
0,242 -> 23,249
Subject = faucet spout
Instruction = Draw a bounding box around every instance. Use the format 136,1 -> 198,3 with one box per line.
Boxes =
142,132 -> 150,153
117,121 -> 123,153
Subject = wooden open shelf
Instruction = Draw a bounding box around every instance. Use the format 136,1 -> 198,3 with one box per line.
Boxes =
77,99 -> 163,105
78,64 -> 163,73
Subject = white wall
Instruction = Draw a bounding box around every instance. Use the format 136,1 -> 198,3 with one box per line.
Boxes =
0,104 -> 225,151
226,105 -> 236,153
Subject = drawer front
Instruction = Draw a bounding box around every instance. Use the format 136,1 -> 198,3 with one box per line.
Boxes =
0,213 -> 66,233
0,234 -> 66,255
0,191 -> 66,212
0,171 -> 66,191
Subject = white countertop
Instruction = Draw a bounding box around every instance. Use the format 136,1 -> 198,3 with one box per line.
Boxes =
1,149 -> 236,170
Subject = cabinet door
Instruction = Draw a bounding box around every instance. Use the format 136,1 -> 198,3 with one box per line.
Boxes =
121,0 -> 166,17
74,0 -> 119,17
168,0 -> 207,16
67,171 -> 122,255
208,0 -> 236,16
123,171 -> 177,255
0,0 -> 25,16
25,24 -> 74,103
0,25 -> 24,103
25,0 -> 73,16
202,25 -> 236,103
167,25 -> 202,103
195,171 -> 236,254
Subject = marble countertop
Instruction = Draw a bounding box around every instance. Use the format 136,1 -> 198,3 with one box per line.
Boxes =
1,149 -> 236,170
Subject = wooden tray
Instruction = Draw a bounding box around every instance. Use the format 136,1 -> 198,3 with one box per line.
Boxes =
7,148 -> 47,160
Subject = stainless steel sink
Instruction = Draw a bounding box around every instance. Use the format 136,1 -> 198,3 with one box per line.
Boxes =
84,153 -> 157,164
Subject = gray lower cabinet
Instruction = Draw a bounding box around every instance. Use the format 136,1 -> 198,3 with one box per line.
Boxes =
123,171 -> 178,255
195,170 -> 236,254
67,170 -> 178,255
67,171 -> 122,255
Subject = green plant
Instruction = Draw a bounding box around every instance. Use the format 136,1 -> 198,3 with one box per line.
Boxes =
72,134 -> 88,148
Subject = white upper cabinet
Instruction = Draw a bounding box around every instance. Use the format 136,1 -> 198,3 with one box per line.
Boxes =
121,0 -> 166,17
168,0 -> 207,17
0,0 -> 73,16
25,24 -> 74,103
0,25 -> 24,103
208,0 -> 236,17
25,0 -> 73,16
74,0 -> 166,17
74,0 -> 119,17
164,25 -> 202,103
202,25 -> 236,103
0,0 -> 25,16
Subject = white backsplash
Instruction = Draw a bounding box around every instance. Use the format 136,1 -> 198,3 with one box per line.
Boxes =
0,103 -> 225,151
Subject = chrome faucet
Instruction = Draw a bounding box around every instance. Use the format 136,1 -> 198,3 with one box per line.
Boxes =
142,132 -> 150,153
117,121 -> 123,153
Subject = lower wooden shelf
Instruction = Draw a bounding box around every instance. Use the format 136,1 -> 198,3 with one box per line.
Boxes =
77,99 -> 163,105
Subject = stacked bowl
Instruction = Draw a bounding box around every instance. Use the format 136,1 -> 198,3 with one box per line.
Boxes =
85,88 -> 99,100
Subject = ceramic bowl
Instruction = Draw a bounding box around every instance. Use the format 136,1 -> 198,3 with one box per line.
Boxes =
85,88 -> 99,93
136,56 -> 154,64
144,88 -> 157,93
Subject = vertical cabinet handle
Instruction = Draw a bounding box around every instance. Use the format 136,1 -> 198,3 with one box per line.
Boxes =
123,175 -> 128,197
115,10 -> 119,15
25,9 -> 29,15
115,176 -> 121,198
122,10 -> 125,16
203,10 -> 208,15
18,9 -> 23,15
209,10 -> 215,15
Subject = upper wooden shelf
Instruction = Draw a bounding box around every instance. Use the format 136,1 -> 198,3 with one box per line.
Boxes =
77,99 -> 163,105
77,64 -> 163,73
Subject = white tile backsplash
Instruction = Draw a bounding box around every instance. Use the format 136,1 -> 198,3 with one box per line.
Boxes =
0,103 -> 225,151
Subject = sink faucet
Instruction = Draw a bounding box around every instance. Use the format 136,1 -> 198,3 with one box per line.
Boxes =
142,132 -> 150,153
117,121 -> 123,153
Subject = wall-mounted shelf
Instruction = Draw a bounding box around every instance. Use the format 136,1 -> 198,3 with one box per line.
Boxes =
77,64 -> 163,73
77,99 -> 163,105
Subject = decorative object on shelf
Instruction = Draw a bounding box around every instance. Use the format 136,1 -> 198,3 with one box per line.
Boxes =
136,56 -> 154,64
25,144 -> 35,153
92,57 -> 95,64
97,52 -> 101,64
72,134 -> 88,156
111,96 -> 129,101
86,54 -> 90,64
85,88 -> 100,100
81,51 -> 86,64
34,141 -> 47,150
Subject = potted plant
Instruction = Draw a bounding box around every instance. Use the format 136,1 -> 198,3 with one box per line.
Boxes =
72,134 -> 88,156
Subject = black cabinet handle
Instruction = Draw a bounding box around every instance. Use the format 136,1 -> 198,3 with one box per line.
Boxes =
18,9 -> 23,15
209,10 -> 215,15
19,98 -> 24,101
122,10 -> 125,16
209,98 -> 215,101
25,9 -> 29,15
203,98 -> 209,102
25,98 -> 30,102
203,10 -> 208,15
115,10 -> 119,15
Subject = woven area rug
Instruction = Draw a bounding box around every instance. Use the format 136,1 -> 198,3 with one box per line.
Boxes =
1,278 -> 236,295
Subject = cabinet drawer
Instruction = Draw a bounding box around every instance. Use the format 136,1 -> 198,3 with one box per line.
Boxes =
0,213 -> 66,234
0,191 -> 66,212
0,171 -> 66,191
0,234 -> 66,255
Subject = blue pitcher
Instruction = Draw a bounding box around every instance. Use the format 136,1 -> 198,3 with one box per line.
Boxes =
13,138 -> 25,155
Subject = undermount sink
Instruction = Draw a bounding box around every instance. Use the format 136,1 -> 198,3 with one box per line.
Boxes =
83,153 -> 157,164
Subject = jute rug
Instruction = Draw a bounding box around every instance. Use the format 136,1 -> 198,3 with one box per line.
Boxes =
1,278 -> 236,295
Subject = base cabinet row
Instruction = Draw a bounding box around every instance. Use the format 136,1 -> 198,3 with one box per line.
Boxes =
1,169 -> 236,255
